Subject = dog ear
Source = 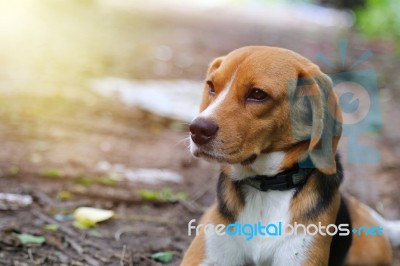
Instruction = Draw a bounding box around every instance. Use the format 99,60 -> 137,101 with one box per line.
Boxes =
207,56 -> 225,75
199,56 -> 226,112
289,67 -> 342,174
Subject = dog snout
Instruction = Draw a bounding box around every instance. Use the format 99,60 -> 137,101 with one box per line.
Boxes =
190,118 -> 219,145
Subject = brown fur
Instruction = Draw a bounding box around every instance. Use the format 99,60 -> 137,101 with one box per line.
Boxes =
196,47 -> 309,164
288,172 -> 341,266
182,46 -> 393,265
196,47 -> 341,172
345,195 -> 392,266
182,204 -> 229,266
219,165 -> 244,219
303,193 -> 340,266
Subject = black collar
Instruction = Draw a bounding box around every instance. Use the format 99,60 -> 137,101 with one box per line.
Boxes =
241,164 -> 312,192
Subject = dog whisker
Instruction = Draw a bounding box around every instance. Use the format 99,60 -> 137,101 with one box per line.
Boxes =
176,136 -> 192,151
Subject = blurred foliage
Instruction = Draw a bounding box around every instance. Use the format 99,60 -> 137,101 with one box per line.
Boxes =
44,224 -> 59,232
356,0 -> 400,47
75,175 -> 119,187
8,166 -> 20,176
138,187 -> 188,202
57,191 -> 74,201
151,251 -> 175,264
15,233 -> 46,245
41,168 -> 64,178
317,0 -> 365,9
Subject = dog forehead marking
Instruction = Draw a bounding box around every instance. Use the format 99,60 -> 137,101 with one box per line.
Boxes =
197,69 -> 238,119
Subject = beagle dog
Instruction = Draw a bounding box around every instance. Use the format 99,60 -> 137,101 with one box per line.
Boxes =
181,46 -> 400,266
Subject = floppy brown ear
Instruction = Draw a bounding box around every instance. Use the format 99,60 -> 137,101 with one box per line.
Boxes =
199,56 -> 225,111
288,66 -> 342,174
207,56 -> 225,75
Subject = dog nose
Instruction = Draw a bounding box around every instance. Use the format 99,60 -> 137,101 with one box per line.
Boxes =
190,118 -> 219,145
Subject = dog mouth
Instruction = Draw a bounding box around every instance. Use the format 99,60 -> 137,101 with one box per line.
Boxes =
193,150 -> 227,163
190,138 -> 259,164
193,148 -> 258,165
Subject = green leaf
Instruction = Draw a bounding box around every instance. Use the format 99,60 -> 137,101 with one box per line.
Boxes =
138,190 -> 159,201
15,233 -> 46,245
57,191 -> 74,201
41,168 -> 64,178
9,165 -> 20,176
44,224 -> 59,232
175,192 -> 188,201
73,207 -> 114,230
98,176 -> 117,186
159,187 -> 173,201
138,188 -> 188,202
73,219 -> 97,230
151,251 -> 174,264
75,176 -> 96,186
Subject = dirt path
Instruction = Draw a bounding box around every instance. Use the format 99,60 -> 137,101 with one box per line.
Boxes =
0,91 -> 219,265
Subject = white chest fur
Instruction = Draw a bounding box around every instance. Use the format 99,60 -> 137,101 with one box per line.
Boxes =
202,187 -> 313,266
230,152 -> 286,181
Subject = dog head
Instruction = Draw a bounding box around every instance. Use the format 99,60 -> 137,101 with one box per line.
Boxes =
189,46 -> 342,176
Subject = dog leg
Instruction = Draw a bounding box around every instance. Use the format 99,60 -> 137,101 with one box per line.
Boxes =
345,195 -> 393,266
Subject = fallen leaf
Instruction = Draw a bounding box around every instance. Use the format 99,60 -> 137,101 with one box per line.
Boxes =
57,191 -> 74,201
41,168 -> 64,178
138,188 -> 188,202
151,251 -> 174,264
9,165 -> 20,176
75,176 -> 97,186
74,207 -> 114,229
15,233 -> 46,245
44,224 -> 59,232
175,192 -> 188,201
138,190 -> 159,201
159,187 -> 188,201
73,220 -> 96,230
98,175 -> 117,186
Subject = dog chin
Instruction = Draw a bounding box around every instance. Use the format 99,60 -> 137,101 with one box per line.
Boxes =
190,142 -> 256,164
193,149 -> 219,161
190,142 -> 214,160
191,148 -> 227,163
192,149 -> 252,165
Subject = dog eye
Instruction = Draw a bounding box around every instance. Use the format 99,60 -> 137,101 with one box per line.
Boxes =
247,88 -> 268,102
207,81 -> 215,95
